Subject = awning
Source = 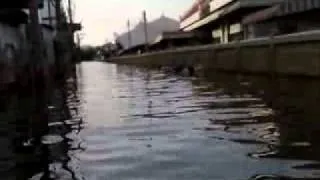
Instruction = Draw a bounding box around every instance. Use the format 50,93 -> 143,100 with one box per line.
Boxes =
152,31 -> 196,45
0,9 -> 28,26
242,5 -> 280,24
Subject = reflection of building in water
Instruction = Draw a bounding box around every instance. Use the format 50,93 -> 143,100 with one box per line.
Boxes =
261,78 -> 320,161
37,71 -> 83,180
191,73 -> 320,165
0,68 -> 83,180
0,93 -> 19,180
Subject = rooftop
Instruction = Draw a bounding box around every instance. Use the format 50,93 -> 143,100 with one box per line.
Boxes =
243,0 -> 320,24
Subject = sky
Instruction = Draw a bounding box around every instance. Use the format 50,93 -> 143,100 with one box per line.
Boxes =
74,0 -> 194,46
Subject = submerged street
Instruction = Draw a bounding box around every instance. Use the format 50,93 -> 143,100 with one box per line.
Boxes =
0,62 -> 320,180
2,0 -> 320,179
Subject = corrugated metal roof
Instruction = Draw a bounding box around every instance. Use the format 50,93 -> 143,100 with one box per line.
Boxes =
243,0 -> 320,24
278,0 -> 320,16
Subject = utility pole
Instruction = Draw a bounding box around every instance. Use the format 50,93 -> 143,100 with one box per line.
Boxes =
68,0 -> 74,41
54,0 -> 65,77
127,19 -> 132,48
142,10 -> 149,52
75,33 -> 82,62
55,0 -> 61,30
76,33 -> 81,47
28,0 -> 49,146
28,0 -> 43,77
68,0 -> 75,61
68,0 -> 73,25
48,0 -> 52,26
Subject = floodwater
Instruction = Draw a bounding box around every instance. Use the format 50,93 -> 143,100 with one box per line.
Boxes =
1,61 -> 320,180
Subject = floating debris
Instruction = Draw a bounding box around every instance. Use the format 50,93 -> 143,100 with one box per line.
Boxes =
41,135 -> 64,145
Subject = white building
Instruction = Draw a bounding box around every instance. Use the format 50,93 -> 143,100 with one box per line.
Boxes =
116,15 -> 180,50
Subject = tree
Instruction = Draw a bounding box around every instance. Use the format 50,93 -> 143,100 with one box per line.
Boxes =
79,46 -> 97,60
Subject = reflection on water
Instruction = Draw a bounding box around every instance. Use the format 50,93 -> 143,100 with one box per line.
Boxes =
1,61 -> 320,179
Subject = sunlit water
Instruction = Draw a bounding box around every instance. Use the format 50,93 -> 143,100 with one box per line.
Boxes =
1,61 -> 320,180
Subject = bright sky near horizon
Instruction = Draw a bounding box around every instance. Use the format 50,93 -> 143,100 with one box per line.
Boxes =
74,0 -> 194,46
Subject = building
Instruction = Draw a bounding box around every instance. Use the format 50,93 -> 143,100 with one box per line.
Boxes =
243,0 -> 320,39
180,0 -> 282,43
39,0 -> 58,71
0,0 -> 81,85
116,15 -> 180,50
180,0 -> 211,31
0,4 -> 30,84
40,0 -> 81,75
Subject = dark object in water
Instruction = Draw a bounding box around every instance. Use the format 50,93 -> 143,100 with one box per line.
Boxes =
188,66 -> 195,76
173,65 -> 185,74
172,65 -> 195,76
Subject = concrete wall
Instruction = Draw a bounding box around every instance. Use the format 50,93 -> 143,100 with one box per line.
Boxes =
0,24 -> 22,50
109,31 -> 320,77
0,23 -> 26,83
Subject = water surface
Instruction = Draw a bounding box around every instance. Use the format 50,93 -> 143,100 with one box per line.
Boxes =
1,61 -> 320,180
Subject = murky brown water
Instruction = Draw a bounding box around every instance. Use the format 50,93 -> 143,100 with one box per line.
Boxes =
1,61 -> 320,180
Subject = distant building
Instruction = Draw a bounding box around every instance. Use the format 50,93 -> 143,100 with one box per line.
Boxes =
180,0 -> 282,43
243,0 -> 320,39
116,15 -> 180,50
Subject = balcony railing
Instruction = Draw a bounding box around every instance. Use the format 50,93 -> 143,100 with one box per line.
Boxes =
0,0 -> 43,9
210,0 -> 234,12
0,9 -> 28,26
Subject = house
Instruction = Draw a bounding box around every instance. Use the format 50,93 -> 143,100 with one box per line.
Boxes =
243,0 -> 320,39
180,0 -> 282,43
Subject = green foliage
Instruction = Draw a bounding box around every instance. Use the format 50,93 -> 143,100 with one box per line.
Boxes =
79,46 -> 98,60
